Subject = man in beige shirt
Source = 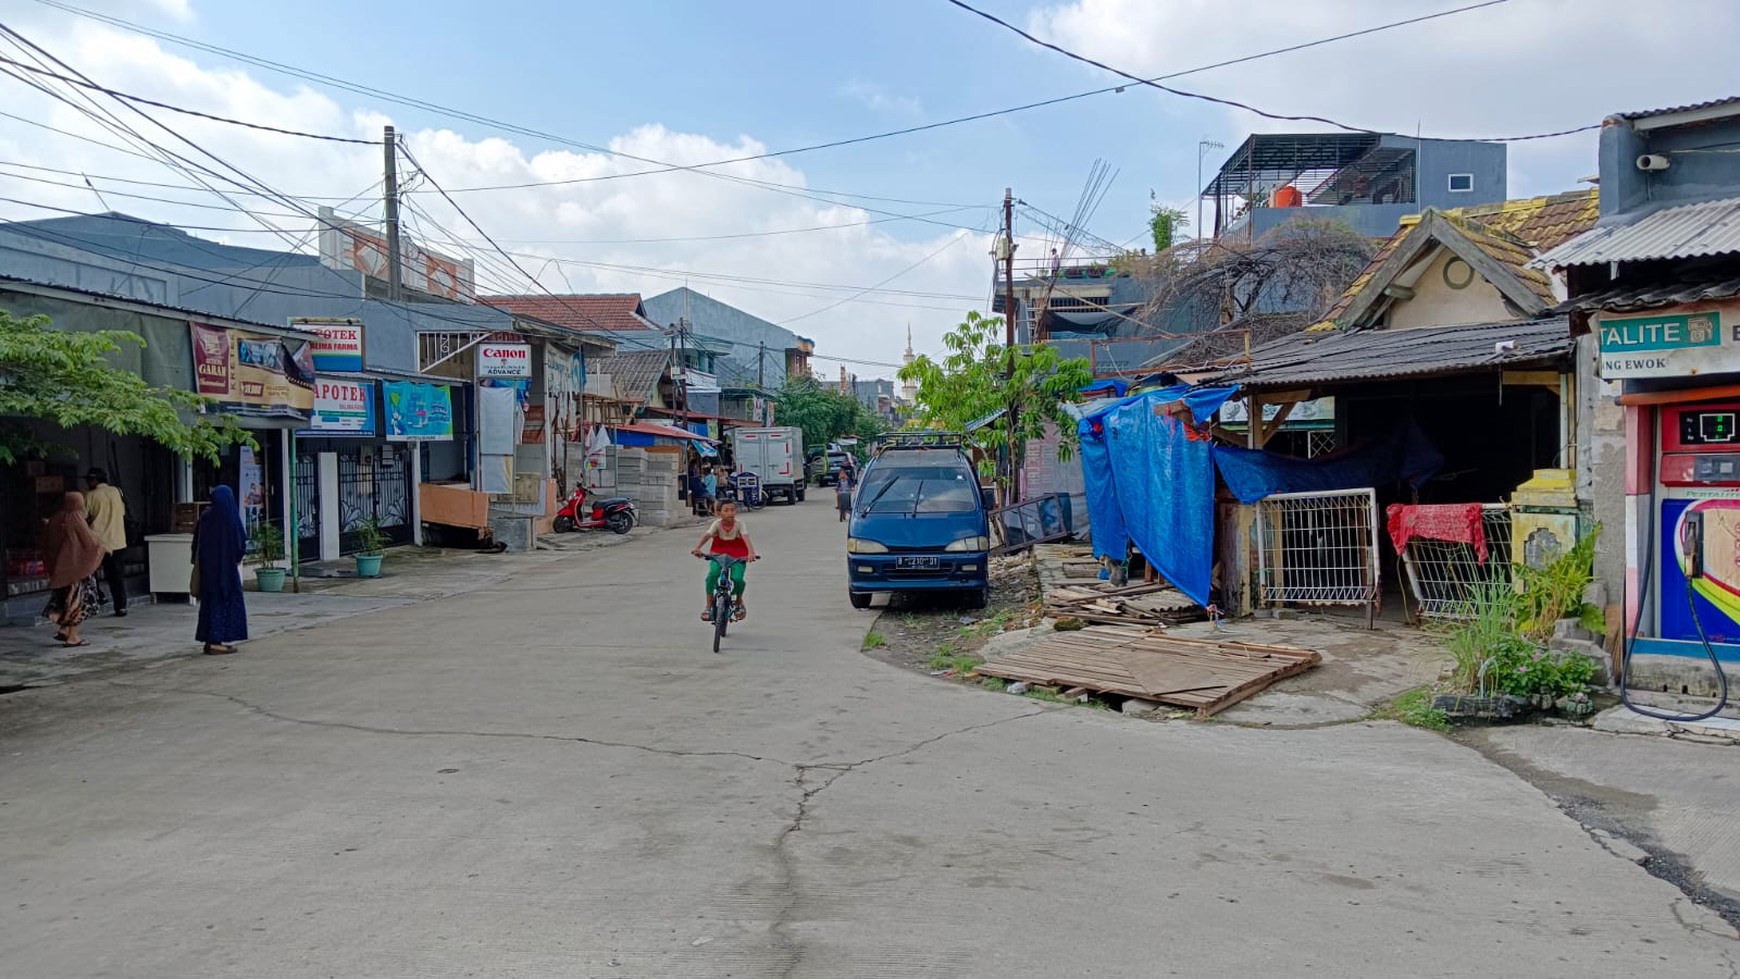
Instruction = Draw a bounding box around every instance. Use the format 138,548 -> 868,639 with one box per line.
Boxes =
84,468 -> 128,616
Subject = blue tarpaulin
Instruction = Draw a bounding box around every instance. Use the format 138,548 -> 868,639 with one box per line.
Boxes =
1076,385 -> 1240,606
1212,420 -> 1443,504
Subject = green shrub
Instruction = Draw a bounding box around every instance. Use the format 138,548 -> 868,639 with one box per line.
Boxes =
1515,524 -> 1605,642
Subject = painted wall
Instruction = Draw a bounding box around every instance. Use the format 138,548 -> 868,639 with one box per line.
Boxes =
1385,247 -> 1517,329
643,287 -> 806,389
1599,112 -> 1740,219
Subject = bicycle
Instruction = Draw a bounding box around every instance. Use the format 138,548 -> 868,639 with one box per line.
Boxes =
699,553 -> 755,653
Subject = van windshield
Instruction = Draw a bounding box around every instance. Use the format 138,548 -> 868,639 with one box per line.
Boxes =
859,466 -> 977,514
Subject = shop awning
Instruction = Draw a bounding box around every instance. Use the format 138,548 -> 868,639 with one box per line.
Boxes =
1199,317 -> 1572,393
611,421 -> 717,443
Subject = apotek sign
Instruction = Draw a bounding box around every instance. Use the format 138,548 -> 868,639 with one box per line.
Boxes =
1597,308 -> 1734,379
311,378 -> 375,435
477,342 -> 533,378
293,317 -> 365,372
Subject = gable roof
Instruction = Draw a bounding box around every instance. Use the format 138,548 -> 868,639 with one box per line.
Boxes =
1316,191 -> 1599,331
592,349 -> 670,403
482,294 -> 660,334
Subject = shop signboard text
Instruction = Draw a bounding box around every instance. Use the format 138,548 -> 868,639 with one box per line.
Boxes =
1597,308 -> 1733,379
293,316 -> 366,373
477,342 -> 532,379
312,378 -> 376,436
190,322 -> 315,419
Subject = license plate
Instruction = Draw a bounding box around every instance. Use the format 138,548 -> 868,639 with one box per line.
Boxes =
896,556 -> 940,570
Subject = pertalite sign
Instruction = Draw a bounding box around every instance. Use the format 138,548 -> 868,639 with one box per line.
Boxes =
477,342 -> 532,378
1597,309 -> 1734,379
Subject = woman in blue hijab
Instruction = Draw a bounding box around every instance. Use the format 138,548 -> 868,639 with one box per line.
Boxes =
193,485 -> 249,655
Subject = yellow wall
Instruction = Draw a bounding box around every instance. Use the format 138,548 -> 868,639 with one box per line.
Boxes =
1386,247 -> 1516,329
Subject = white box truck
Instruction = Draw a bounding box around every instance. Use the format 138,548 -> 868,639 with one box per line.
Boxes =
731,427 -> 805,505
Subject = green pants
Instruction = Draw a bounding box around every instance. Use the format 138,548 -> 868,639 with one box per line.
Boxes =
705,560 -> 747,599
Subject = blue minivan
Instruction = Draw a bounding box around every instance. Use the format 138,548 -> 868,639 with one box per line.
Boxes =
846,435 -> 992,610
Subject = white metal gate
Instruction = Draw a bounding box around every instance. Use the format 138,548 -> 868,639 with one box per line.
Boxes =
1254,488 -> 1381,625
1399,504 -> 1514,621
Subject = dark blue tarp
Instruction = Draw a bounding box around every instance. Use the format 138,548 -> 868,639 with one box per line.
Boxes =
1080,378 -> 1128,397
1212,420 -> 1444,504
1076,385 -> 1239,606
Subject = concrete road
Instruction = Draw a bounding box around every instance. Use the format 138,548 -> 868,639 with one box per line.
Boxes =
1,500 -> 1735,977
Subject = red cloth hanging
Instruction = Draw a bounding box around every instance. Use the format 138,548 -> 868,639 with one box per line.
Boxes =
1386,503 -> 1489,564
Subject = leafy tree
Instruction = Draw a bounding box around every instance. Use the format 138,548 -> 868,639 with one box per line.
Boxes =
773,375 -> 886,454
897,311 -> 1092,494
0,311 -> 251,464
1149,195 -> 1190,252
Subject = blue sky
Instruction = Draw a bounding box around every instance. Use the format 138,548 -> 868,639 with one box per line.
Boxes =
2,0 -> 1738,369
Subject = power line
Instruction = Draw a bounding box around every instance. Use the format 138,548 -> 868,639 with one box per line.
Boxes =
942,0 -> 1602,143
779,227 -> 983,326
0,54 -> 375,143
0,165 -> 379,222
22,0 -> 994,229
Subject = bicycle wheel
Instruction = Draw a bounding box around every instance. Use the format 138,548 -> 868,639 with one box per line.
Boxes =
714,592 -> 729,652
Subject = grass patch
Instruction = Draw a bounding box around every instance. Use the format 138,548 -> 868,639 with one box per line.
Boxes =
980,677 -> 1007,692
862,630 -> 888,650
928,641 -> 984,674
1377,687 -> 1450,732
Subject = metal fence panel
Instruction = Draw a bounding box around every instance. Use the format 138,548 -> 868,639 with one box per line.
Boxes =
1254,489 -> 1380,621
1399,505 -> 1513,621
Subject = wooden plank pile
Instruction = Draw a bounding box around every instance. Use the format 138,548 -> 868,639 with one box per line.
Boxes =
976,626 -> 1321,718
1045,581 -> 1208,627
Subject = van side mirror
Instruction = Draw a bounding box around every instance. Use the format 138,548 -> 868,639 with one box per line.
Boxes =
980,486 -> 997,509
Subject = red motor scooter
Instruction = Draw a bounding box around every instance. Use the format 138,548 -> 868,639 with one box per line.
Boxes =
553,485 -> 638,534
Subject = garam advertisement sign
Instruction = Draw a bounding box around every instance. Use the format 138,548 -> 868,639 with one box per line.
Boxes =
190,322 -> 315,419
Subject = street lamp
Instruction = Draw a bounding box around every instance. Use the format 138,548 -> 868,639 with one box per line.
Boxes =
1197,139 -> 1224,242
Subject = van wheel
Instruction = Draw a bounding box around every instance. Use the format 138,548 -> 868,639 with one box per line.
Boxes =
849,590 -> 872,609
796,487 -> 806,502
962,587 -> 988,610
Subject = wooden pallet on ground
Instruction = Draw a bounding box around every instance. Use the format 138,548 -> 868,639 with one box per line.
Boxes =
977,626 -> 1320,718
1045,581 -> 1207,627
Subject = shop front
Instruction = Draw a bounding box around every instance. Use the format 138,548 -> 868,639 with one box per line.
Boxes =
1590,301 -> 1740,680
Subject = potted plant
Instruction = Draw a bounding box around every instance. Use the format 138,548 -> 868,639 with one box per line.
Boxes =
353,516 -> 387,578
249,521 -> 287,593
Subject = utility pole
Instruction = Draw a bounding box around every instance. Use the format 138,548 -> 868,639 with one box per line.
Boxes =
383,126 -> 402,301
758,340 -> 766,389
1000,187 -> 1020,506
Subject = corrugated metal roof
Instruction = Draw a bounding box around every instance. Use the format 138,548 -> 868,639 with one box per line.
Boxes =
1555,274 -> 1740,314
1535,196 -> 1740,268
1619,97 -> 1740,123
1201,317 -> 1571,391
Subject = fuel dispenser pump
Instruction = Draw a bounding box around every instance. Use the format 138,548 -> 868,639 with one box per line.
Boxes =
1657,403 -> 1740,643
1627,401 -> 1736,720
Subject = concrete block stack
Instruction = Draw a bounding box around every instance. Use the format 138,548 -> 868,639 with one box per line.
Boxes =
634,451 -> 681,526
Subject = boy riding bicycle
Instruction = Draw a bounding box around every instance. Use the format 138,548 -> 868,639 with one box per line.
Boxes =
692,501 -> 758,621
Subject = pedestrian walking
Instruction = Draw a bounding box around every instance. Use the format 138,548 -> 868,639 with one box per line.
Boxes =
42,491 -> 106,647
192,485 -> 248,656
702,466 -> 719,516
836,469 -> 853,523
83,467 -> 129,616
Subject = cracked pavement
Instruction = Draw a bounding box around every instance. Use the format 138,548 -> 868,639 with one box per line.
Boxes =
2,500 -> 1736,976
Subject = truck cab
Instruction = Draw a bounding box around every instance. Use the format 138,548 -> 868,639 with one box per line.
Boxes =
846,434 -> 990,610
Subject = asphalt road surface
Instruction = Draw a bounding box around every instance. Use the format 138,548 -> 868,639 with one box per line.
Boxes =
2,499 -> 1735,976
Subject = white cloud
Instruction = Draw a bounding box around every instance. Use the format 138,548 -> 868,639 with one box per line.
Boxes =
1029,0 -> 1740,196
839,80 -> 924,118
0,11 -> 991,372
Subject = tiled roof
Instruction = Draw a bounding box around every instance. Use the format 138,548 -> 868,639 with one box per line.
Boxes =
1453,189 -> 1601,252
1534,196 -> 1740,268
593,350 -> 671,403
1202,317 -> 1572,392
1555,273 -> 1740,314
1314,192 -> 1600,330
482,294 -> 660,333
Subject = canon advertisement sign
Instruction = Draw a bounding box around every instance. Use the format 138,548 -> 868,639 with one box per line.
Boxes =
477,342 -> 533,378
